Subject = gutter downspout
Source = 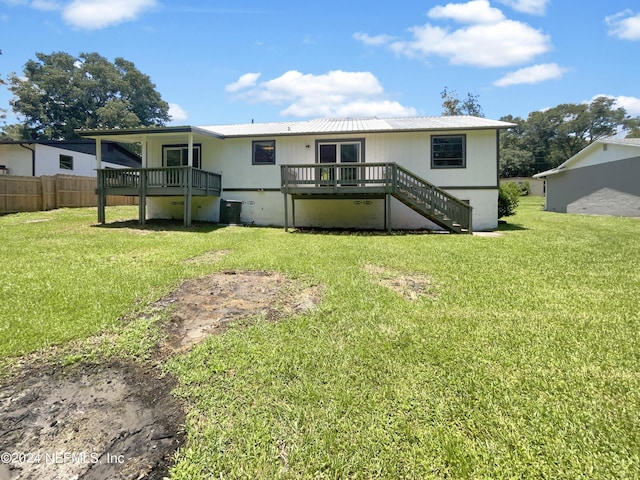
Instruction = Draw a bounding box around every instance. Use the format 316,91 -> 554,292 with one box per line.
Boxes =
19,143 -> 36,176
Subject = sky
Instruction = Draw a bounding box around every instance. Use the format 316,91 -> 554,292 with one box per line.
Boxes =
1,0 -> 639,127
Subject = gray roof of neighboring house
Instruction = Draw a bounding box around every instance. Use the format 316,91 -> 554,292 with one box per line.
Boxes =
534,137 -> 640,178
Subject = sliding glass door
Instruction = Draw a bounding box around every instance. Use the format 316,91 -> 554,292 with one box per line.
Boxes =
317,141 -> 362,186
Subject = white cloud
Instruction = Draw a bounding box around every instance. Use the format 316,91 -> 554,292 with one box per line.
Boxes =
226,70 -> 417,118
62,0 -> 157,30
31,0 -> 60,10
497,0 -> 550,15
494,63 -> 568,86
606,10 -> 640,41
168,103 -> 188,123
357,0 -> 551,68
428,0 -> 505,24
225,73 -> 261,93
352,32 -> 395,46
592,94 -> 640,116
615,96 -> 640,116
391,19 -> 550,67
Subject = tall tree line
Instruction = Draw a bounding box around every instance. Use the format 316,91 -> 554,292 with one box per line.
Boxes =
441,87 -> 639,177
1,53 -> 638,177
499,97 -> 638,177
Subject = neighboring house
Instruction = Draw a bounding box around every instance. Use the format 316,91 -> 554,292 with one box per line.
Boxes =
79,116 -> 514,232
534,138 -> 640,217
0,140 -> 141,177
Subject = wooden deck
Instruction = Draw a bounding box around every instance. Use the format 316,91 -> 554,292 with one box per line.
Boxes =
280,162 -> 472,233
96,166 -> 221,226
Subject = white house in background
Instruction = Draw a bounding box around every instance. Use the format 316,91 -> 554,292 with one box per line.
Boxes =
80,116 -> 514,233
534,138 -> 640,217
0,140 -> 141,177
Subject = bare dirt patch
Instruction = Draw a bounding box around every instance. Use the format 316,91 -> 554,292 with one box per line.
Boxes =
160,270 -> 321,351
0,362 -> 182,480
364,264 -> 436,300
0,270 -> 320,480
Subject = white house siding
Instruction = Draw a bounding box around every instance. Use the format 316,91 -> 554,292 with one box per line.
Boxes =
0,144 -> 124,177
563,141 -> 640,170
145,128 -> 499,230
35,145 -> 100,176
0,145 -> 31,176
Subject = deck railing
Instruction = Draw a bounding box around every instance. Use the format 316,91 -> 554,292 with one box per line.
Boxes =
282,162 -> 393,188
98,166 -> 221,195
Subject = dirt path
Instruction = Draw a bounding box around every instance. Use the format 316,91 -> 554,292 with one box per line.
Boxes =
0,269 -> 320,480
0,362 -> 181,480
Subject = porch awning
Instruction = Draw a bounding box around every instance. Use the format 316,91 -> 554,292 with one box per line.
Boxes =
77,125 -> 224,143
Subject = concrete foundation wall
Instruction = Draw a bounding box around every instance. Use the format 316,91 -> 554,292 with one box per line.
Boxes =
147,187 -> 498,231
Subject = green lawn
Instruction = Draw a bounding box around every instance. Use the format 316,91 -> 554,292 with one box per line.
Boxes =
1,198 -> 638,478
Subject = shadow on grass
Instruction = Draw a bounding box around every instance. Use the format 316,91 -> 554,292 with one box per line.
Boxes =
290,227 -> 452,236
92,219 -> 226,233
497,221 -> 529,232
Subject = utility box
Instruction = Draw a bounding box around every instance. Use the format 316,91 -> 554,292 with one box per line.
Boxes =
219,199 -> 242,224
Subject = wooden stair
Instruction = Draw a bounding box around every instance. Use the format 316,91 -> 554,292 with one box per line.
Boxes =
392,165 -> 472,234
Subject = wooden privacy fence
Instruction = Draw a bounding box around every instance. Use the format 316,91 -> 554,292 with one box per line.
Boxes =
0,174 -> 137,213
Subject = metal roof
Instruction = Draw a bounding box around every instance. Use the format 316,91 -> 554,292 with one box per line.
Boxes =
77,116 -> 514,141
198,116 -> 515,137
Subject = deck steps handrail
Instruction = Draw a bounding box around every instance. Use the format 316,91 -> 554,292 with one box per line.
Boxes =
392,164 -> 472,233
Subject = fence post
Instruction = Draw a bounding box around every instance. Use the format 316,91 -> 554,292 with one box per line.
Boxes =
40,176 -> 47,211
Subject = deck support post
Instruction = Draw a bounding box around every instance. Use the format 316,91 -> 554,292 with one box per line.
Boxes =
292,196 -> 296,229
385,193 -> 391,233
283,193 -> 289,231
184,167 -> 192,227
97,170 -> 106,224
183,133 -> 195,227
95,139 -> 105,224
139,170 -> 147,225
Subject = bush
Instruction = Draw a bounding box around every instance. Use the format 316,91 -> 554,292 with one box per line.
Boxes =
498,182 -> 521,219
517,180 -> 530,196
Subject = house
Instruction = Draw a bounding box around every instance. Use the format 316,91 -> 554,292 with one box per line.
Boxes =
0,140 -> 141,177
79,116 -> 514,232
534,138 -> 640,217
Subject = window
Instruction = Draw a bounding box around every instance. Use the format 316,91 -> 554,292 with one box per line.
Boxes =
162,144 -> 201,169
431,135 -> 466,168
253,140 -> 276,165
59,154 -> 74,170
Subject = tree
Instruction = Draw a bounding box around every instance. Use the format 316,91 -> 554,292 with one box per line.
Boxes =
440,86 -> 484,117
499,97 -> 630,177
623,116 -> 640,138
0,48 -> 6,125
547,97 -> 626,164
8,51 -> 171,140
